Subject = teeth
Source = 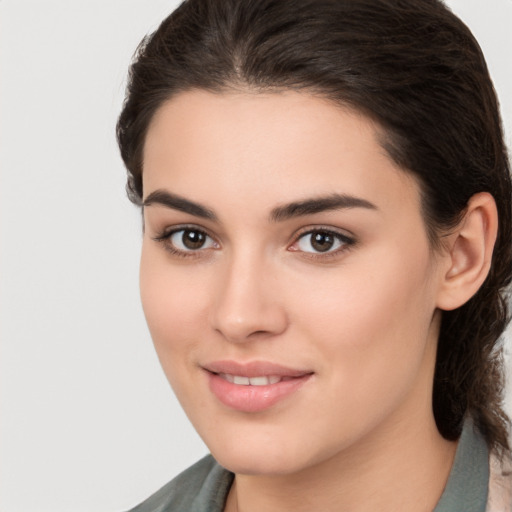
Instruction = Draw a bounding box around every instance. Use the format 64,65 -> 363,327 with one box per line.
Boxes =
249,376 -> 269,386
220,374 -> 282,386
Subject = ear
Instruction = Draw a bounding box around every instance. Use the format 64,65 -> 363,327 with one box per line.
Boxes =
436,192 -> 498,311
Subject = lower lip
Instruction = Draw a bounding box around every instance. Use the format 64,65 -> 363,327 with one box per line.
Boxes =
207,372 -> 312,413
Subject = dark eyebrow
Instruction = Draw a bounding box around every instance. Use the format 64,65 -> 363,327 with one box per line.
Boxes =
143,190 -> 376,222
143,190 -> 217,220
270,194 -> 377,222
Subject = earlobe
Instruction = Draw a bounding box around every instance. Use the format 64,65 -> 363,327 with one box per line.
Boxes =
436,192 -> 498,311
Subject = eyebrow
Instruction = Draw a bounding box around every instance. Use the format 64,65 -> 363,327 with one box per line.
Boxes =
270,193 -> 377,222
143,190 -> 217,220
143,189 -> 377,222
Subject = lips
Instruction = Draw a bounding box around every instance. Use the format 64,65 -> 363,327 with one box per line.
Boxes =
219,374 -> 284,385
203,360 -> 313,413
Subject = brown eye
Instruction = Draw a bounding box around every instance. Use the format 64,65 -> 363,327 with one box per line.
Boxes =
168,228 -> 216,251
310,232 -> 335,252
294,229 -> 354,254
182,229 -> 206,249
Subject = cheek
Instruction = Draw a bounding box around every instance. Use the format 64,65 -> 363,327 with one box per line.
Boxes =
139,246 -> 209,362
283,248 -> 439,445
290,242 -> 438,385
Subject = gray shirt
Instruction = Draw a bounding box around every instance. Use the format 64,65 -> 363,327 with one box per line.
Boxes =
127,420 -> 490,512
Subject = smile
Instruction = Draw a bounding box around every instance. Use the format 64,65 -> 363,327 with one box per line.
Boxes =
218,374 -> 290,386
203,361 -> 313,413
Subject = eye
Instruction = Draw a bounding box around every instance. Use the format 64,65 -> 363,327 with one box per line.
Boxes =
292,229 -> 354,254
169,228 -> 216,251
153,227 -> 218,256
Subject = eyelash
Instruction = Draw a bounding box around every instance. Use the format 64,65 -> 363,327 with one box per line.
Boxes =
152,225 -> 356,260
289,227 -> 356,259
152,225 -> 218,259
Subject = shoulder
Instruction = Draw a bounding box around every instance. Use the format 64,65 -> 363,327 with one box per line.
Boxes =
126,455 -> 234,512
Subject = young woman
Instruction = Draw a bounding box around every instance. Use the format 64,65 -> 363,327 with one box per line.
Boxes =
117,0 -> 512,510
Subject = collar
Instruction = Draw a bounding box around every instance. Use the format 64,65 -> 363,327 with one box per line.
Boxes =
434,419 -> 489,512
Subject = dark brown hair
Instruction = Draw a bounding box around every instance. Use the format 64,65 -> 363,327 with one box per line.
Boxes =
117,0 -> 512,455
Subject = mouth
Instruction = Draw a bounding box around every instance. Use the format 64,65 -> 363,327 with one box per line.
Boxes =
203,361 -> 313,413
217,374 -> 295,386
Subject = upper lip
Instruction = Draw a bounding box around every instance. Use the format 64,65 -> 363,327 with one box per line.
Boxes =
203,360 -> 313,378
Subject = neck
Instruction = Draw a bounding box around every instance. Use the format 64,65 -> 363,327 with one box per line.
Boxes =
225,413 -> 457,512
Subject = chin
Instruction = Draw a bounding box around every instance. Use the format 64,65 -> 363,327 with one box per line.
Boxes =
205,432 -> 320,476
214,451 -> 300,476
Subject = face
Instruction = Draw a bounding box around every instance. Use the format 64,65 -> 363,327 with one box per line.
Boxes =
140,90 -> 447,476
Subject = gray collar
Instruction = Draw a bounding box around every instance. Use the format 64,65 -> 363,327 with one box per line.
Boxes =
434,419 -> 489,512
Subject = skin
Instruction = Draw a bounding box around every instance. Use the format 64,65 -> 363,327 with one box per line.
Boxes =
139,89 -> 491,511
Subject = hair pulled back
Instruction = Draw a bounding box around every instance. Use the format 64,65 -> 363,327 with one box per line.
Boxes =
117,0 -> 512,455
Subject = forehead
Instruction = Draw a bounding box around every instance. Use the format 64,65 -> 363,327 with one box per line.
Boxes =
142,89 -> 420,218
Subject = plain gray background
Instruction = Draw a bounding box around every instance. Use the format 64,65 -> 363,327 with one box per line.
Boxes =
1,1 -> 511,511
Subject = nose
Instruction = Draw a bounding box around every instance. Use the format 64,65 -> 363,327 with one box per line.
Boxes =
209,252 -> 288,343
